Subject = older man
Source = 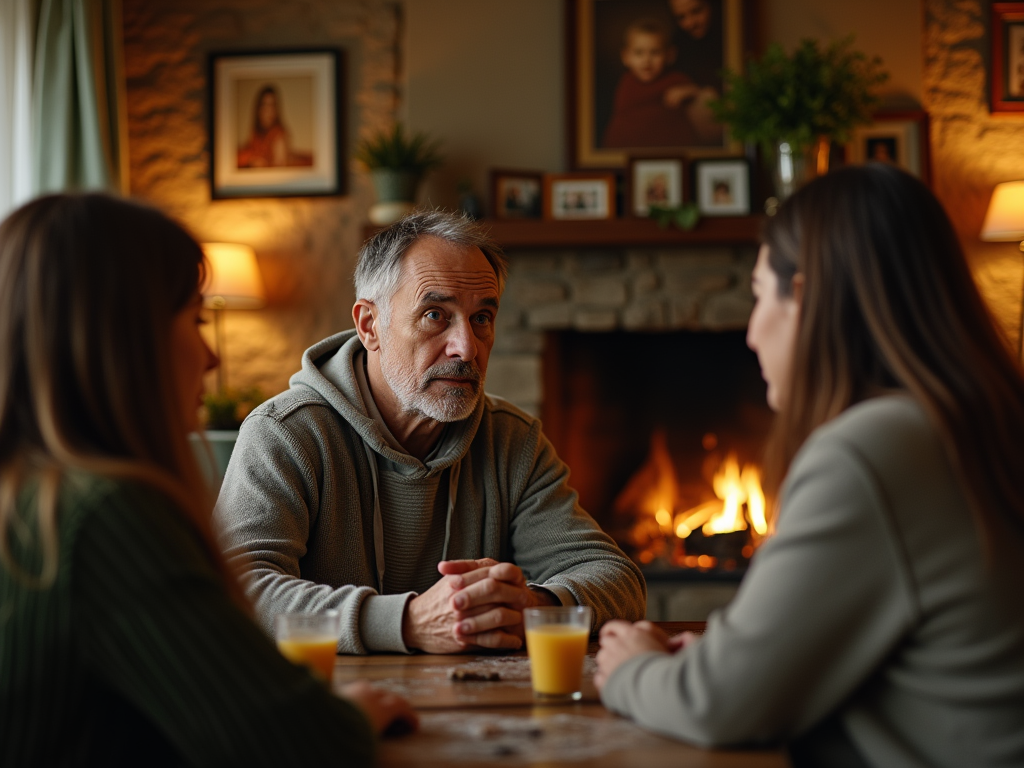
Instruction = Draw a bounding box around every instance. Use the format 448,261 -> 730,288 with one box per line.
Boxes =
215,211 -> 645,654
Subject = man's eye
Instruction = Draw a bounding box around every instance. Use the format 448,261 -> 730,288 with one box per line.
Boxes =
473,313 -> 493,325
425,310 -> 443,321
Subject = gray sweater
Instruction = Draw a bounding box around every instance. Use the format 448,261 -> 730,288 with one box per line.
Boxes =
601,396 -> 1024,767
215,331 -> 645,654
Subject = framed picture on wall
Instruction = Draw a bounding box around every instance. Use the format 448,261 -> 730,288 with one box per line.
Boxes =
692,157 -> 750,216
566,0 -> 745,169
845,111 -> 931,185
991,3 -> 1024,113
209,49 -> 344,199
627,156 -> 686,216
490,169 -> 544,218
544,173 -> 616,220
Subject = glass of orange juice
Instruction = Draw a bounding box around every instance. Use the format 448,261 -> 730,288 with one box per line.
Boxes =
523,606 -> 592,701
275,610 -> 341,684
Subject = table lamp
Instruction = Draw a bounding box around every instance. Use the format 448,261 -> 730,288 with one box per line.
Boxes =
980,181 -> 1024,358
201,243 -> 266,391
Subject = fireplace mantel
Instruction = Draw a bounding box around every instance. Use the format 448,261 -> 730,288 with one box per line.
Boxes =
364,216 -> 762,249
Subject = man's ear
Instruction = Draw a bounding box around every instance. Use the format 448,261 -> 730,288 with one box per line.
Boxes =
353,300 -> 381,351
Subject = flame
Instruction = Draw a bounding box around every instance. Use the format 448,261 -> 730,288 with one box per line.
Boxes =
617,430 -> 770,567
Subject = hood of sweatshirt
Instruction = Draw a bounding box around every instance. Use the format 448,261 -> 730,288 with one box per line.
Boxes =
287,330 -> 485,479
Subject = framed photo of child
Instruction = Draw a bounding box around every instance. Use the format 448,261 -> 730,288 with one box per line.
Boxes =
627,156 -> 686,216
543,173 -> 617,220
845,111 -> 932,186
692,157 -> 750,216
567,0 -> 746,170
490,169 -> 544,219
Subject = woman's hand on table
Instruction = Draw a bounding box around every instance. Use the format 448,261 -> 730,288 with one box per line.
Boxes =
341,680 -> 419,737
594,621 -> 673,691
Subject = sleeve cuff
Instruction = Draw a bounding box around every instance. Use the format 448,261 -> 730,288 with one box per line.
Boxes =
358,592 -> 416,654
529,583 -> 577,607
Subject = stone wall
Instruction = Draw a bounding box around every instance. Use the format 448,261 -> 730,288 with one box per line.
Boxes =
122,0 -> 401,396
925,0 -> 1024,347
486,246 -> 757,415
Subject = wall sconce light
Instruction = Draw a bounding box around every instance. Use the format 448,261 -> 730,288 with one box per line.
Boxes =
201,242 -> 266,391
980,181 -> 1024,359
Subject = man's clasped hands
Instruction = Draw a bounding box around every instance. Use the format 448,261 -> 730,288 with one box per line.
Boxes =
401,558 -> 560,653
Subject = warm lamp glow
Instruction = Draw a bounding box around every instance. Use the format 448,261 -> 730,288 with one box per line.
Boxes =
981,181 -> 1024,242
201,243 -> 265,309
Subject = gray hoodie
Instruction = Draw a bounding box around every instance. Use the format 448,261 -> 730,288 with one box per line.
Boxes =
215,330 -> 646,654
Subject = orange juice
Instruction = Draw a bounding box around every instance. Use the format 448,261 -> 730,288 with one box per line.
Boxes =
526,624 -> 589,696
277,636 -> 337,682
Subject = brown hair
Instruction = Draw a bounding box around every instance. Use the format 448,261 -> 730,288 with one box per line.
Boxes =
761,163 -> 1024,547
623,17 -> 673,49
0,193 -> 243,603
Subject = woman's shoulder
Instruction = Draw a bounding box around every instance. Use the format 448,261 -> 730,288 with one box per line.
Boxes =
804,394 -> 934,460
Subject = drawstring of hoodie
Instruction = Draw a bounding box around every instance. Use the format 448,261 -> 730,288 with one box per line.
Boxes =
362,442 -> 459,594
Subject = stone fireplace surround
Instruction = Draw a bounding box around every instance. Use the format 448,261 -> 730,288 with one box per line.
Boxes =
486,244 -> 759,418
484,243 -> 759,621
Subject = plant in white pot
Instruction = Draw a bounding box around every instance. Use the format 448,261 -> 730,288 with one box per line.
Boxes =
712,37 -> 888,204
356,123 -> 444,225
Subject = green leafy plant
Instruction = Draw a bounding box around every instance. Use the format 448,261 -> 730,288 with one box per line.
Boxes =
354,123 -> 444,173
202,387 -> 266,431
711,37 -> 888,154
649,203 -> 700,231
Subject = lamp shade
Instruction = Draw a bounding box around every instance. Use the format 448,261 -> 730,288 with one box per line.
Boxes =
201,243 -> 265,309
981,181 -> 1024,242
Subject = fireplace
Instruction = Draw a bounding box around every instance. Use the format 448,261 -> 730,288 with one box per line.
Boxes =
540,330 -> 774,574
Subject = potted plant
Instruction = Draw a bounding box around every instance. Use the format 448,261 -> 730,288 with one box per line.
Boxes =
355,123 -> 444,225
712,37 -> 888,201
194,387 -> 266,486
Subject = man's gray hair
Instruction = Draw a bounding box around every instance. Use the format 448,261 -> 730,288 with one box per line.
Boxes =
354,210 -> 508,323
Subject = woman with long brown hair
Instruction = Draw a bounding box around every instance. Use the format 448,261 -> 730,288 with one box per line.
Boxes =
0,193 -> 415,766
594,164 -> 1024,767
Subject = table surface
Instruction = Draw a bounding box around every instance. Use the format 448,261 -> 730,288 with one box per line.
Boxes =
332,622 -> 789,767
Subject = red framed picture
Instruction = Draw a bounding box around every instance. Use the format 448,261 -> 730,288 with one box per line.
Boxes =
991,3 -> 1024,113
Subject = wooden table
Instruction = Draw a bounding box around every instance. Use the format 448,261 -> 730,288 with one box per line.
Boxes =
333,622 -> 789,767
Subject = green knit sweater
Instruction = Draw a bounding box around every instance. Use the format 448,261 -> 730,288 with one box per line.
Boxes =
0,473 -> 375,767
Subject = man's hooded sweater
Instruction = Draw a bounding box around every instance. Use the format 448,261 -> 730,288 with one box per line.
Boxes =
215,331 -> 646,654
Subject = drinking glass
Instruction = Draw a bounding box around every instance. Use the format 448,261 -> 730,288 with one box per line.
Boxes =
275,610 -> 341,684
523,606 -> 592,701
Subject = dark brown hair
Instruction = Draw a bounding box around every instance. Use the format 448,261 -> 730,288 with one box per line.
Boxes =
761,163 -> 1024,546
0,194 -> 242,602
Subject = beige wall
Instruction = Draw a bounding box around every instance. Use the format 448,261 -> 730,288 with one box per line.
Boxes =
402,0 -> 565,210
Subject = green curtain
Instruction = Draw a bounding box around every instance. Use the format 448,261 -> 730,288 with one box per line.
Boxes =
32,0 -> 125,194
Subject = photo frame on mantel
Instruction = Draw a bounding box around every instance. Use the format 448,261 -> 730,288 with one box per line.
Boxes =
990,3 -> 1024,113
566,0 -> 745,170
209,48 -> 344,199
845,110 -> 931,187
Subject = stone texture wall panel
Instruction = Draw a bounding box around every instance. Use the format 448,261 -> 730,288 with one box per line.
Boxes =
123,0 -> 401,396
572,275 -> 628,306
573,309 -> 618,332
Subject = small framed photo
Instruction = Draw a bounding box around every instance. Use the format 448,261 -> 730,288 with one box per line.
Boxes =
627,157 -> 686,217
692,158 -> 750,216
490,169 -> 544,219
846,110 -> 931,185
209,49 -> 344,199
991,3 -> 1024,113
544,173 -> 616,220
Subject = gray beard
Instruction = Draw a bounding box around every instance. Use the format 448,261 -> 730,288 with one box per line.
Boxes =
379,344 -> 483,423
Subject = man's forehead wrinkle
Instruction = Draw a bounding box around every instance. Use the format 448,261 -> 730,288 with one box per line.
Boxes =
409,270 -> 500,301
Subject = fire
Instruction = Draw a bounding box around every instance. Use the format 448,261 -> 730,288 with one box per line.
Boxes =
615,430 -> 770,568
